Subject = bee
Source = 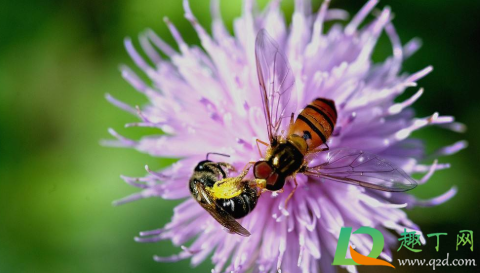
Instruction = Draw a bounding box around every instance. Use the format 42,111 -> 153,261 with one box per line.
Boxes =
250,29 -> 417,203
189,153 -> 261,237
191,30 -> 418,237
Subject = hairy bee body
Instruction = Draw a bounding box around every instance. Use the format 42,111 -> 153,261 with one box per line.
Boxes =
189,160 -> 258,220
216,184 -> 257,219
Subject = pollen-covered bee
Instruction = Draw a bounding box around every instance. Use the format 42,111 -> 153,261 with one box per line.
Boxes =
249,29 -> 417,202
189,153 -> 261,237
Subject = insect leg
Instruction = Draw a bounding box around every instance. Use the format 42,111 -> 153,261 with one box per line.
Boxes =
238,162 -> 255,178
248,179 -> 268,197
256,139 -> 269,158
218,162 -> 235,173
248,179 -> 266,189
284,176 -> 298,208
240,161 -> 257,173
217,161 -> 256,187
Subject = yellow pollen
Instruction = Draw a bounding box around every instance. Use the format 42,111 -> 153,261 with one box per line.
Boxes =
208,178 -> 243,199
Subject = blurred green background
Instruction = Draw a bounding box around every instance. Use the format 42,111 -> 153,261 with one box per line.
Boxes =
0,0 -> 478,272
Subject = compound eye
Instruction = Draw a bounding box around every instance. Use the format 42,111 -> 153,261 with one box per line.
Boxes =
266,173 -> 279,187
254,161 -> 273,179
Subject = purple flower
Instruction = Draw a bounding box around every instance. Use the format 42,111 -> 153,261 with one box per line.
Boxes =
106,0 -> 466,272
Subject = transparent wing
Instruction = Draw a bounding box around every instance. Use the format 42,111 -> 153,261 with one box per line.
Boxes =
305,148 -> 417,192
195,184 -> 251,237
255,29 -> 296,142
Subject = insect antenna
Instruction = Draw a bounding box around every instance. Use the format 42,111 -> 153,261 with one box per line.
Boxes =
206,152 -> 231,160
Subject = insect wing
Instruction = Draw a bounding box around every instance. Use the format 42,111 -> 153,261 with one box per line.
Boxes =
305,148 -> 417,192
255,29 -> 296,142
195,184 -> 251,237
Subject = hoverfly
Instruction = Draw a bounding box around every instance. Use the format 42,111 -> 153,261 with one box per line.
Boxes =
249,29 -> 417,203
189,153 -> 261,237
191,30 -> 417,237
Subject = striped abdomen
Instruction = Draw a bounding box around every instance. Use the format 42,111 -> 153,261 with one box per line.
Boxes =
288,98 -> 337,151
216,184 -> 258,219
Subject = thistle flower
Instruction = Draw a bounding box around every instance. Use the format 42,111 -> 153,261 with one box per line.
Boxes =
107,0 -> 466,272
